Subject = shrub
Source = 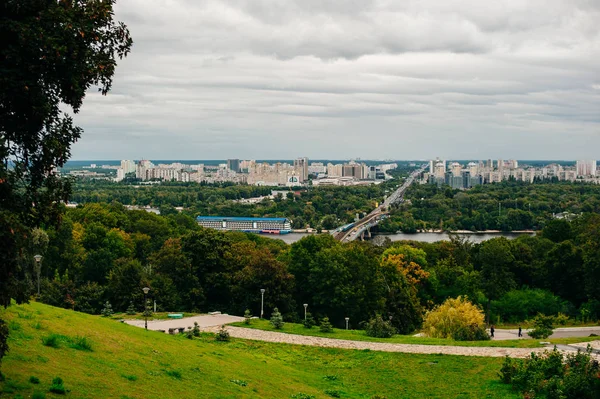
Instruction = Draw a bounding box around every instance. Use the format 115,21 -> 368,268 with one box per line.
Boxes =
422,296 -> 488,340
363,315 -> 396,338
29,376 -> 40,384
215,325 -> 230,342
324,389 -> 341,397
42,334 -> 63,348
303,312 -> 315,329
69,336 -> 93,351
270,308 -> 284,329
126,302 -> 136,315
500,347 -> 600,398
101,301 -> 114,317
142,299 -> 153,318
319,317 -> 333,333
528,313 -> 554,339
192,322 -> 200,337
49,376 -> 66,394
244,309 -> 252,325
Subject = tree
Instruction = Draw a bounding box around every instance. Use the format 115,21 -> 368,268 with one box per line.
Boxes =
270,307 -> 284,329
1,0 -> 132,308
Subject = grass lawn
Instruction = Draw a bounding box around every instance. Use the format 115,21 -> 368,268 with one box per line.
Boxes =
0,302 -> 520,399
230,319 -> 600,349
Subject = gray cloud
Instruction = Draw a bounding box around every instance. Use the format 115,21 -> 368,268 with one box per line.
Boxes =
71,0 -> 600,160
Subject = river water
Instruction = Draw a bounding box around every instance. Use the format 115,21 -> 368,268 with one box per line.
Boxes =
264,231 -> 535,244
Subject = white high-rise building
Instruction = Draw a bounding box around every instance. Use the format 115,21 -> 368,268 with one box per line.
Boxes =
294,157 -> 309,181
120,160 -> 136,174
576,160 -> 596,177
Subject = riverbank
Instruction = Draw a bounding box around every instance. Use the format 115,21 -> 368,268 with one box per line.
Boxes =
385,229 -> 537,234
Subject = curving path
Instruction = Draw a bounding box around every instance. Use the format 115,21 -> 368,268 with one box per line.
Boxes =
203,326 -> 600,359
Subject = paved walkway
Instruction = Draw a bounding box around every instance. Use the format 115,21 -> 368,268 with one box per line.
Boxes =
490,327 -> 600,340
123,313 -> 244,331
204,326 -> 600,359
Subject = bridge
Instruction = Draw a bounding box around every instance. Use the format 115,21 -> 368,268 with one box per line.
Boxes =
332,165 -> 427,242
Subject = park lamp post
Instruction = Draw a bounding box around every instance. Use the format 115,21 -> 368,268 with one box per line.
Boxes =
345,317 -> 349,330
33,255 -> 43,296
303,304 -> 308,320
142,287 -> 150,330
260,289 -> 265,319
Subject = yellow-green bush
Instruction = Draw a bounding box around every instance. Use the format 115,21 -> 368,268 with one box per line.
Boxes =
422,297 -> 489,341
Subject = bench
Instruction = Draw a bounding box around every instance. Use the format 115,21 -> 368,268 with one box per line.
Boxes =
167,313 -> 184,319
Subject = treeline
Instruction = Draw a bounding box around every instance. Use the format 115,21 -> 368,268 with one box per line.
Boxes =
33,202 -> 600,330
378,181 -> 600,232
71,181 -> 391,229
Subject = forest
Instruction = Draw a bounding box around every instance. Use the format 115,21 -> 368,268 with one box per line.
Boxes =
31,202 -> 600,333
378,180 -> 600,233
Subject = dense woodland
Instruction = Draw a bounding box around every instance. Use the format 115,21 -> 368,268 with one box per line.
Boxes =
33,202 -> 600,332
378,180 -> 600,233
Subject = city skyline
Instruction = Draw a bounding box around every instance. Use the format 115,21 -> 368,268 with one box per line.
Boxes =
69,0 -> 599,160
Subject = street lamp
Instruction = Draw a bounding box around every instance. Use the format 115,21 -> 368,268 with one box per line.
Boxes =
345,317 -> 349,330
142,287 -> 150,330
33,255 -> 43,296
260,289 -> 265,319
303,304 -> 308,320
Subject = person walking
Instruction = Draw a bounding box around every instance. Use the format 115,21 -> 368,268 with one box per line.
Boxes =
518,326 -> 522,338
490,325 -> 495,338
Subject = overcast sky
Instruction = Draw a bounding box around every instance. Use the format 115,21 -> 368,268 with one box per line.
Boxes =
71,0 -> 600,160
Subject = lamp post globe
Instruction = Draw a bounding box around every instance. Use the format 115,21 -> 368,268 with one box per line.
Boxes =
33,255 -> 43,296
260,289 -> 265,319
142,287 -> 150,330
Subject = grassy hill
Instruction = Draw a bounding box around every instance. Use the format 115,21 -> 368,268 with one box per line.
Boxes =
0,302 -> 519,399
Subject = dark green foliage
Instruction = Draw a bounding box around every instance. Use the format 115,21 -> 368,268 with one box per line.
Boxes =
69,336 -> 93,351
0,0 -> 132,310
0,318 -> 8,368
319,317 -> 333,333
451,324 -> 490,341
49,376 -> 66,394
101,301 -> 114,317
244,309 -> 252,325
303,312 -> 315,329
126,302 -> 136,315
363,315 -> 396,338
500,347 -> 600,399
165,370 -> 182,379
291,394 -> 315,399
491,289 -> 568,323
324,389 -> 341,398
42,334 -> 63,348
528,314 -> 555,339
29,376 -> 40,384
215,325 -> 230,342
32,392 -> 46,399
270,308 -> 284,329
121,374 -> 137,381
192,322 -> 200,337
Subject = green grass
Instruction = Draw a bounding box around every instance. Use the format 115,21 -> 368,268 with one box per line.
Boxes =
231,319 -> 600,348
0,302 -> 521,398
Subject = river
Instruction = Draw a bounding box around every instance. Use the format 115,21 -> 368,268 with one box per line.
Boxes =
263,231 -> 535,244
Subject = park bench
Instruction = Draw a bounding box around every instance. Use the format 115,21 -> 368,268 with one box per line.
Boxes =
168,313 -> 183,319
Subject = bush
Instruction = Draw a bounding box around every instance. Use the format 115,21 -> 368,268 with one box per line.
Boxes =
29,376 -> 41,384
528,313 -> 554,339
422,296 -> 488,341
500,347 -> 600,399
244,309 -> 252,325
319,317 -> 333,333
363,315 -> 396,338
303,312 -> 315,329
42,334 -> 63,348
192,322 -> 200,337
270,308 -> 284,329
142,299 -> 153,318
69,336 -> 93,351
49,376 -> 66,394
101,301 -> 114,317
126,302 -> 136,315
324,389 -> 341,397
215,325 -> 230,342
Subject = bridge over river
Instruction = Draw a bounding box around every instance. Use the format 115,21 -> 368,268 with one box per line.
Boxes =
332,165 -> 427,242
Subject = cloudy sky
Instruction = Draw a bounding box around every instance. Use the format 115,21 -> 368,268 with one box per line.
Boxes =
71,0 -> 600,160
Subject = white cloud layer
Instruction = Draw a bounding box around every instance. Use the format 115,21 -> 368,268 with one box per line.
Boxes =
71,0 -> 600,160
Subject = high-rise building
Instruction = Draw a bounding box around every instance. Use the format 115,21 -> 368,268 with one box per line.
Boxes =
227,159 -> 240,173
576,160 -> 596,177
294,157 -> 309,181
120,160 -> 136,174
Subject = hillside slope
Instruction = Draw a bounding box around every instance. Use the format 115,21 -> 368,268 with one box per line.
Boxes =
0,302 -> 518,398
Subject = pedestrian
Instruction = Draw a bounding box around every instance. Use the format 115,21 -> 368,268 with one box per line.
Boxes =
518,326 -> 522,337
490,325 -> 495,338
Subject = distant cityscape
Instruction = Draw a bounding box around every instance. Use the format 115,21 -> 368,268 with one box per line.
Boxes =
422,159 -> 599,190
68,158 -> 399,187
